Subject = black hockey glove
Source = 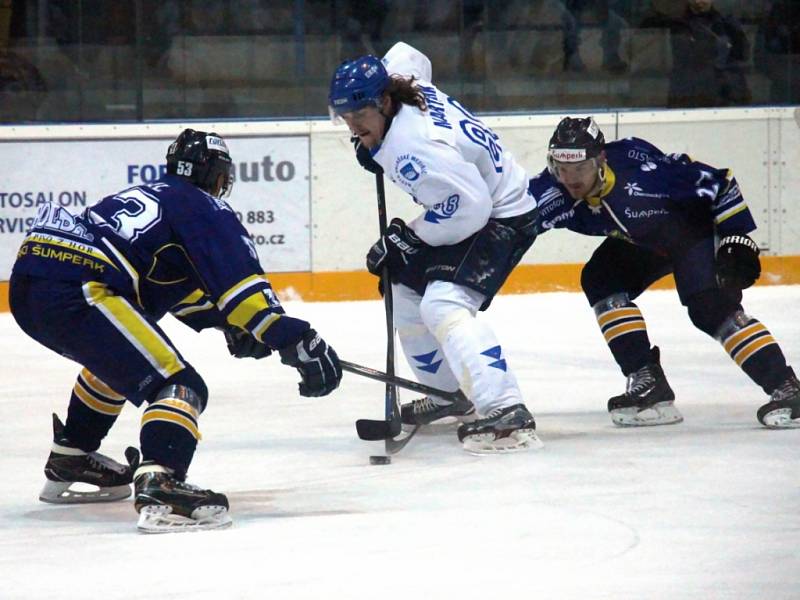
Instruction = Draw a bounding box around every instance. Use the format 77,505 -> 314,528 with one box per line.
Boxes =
278,329 -> 342,397
716,234 -> 761,290
223,326 -> 272,359
351,135 -> 383,174
366,218 -> 426,276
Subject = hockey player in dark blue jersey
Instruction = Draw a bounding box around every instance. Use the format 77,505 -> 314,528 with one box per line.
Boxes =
530,116 -> 799,429
9,129 -> 342,532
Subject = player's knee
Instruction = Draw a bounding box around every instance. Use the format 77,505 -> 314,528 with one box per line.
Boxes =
713,309 -> 752,342
156,368 -> 208,413
581,261 -> 611,305
686,290 -> 741,337
591,292 -> 632,317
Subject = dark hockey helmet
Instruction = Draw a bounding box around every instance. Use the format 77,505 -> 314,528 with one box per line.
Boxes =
328,55 -> 390,121
547,116 -> 605,166
166,129 -> 235,198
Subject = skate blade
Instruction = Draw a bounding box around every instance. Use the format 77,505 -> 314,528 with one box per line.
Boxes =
760,408 -> 800,429
137,504 -> 232,534
39,480 -> 131,504
610,401 -> 684,427
461,428 -> 544,455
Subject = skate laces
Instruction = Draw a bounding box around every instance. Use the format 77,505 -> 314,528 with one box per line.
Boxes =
626,365 -> 656,395
86,452 -> 127,474
413,396 -> 438,415
771,377 -> 800,403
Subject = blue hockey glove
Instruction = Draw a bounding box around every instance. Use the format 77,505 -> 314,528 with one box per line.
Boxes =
351,135 -> 383,174
278,329 -> 342,397
366,218 -> 426,276
222,326 -> 272,359
716,234 -> 761,290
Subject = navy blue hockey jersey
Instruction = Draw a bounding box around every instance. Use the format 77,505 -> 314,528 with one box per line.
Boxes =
13,175 -> 294,348
530,137 -> 756,254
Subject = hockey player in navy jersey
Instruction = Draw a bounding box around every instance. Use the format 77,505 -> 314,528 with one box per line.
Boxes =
9,129 -> 342,532
530,116 -> 799,428
329,42 -> 541,453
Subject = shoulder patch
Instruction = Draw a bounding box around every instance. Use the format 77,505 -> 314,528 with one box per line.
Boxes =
394,154 -> 427,184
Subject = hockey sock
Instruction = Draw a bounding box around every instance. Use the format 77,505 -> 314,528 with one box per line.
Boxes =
394,282 -> 461,403
140,387 -> 202,479
594,300 -> 652,376
62,369 -> 126,453
717,315 -> 791,394
434,308 -> 522,416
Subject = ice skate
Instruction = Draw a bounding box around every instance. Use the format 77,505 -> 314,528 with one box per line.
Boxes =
457,403 -> 542,454
757,374 -> 800,429
134,463 -> 231,533
39,413 -> 139,504
401,390 -> 475,426
608,348 -> 683,427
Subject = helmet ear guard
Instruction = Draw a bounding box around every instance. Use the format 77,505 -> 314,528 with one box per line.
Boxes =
166,128 -> 235,198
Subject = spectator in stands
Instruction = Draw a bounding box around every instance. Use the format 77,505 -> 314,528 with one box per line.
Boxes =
340,0 -> 389,58
565,0 -> 629,73
641,0 -> 751,108
756,0 -> 800,104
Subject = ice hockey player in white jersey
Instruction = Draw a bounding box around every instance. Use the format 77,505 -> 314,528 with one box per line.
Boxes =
328,42 -> 541,453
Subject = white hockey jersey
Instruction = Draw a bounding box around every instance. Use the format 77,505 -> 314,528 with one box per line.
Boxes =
374,42 -> 536,247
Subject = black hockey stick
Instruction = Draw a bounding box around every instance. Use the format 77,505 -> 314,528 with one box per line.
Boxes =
342,360 -> 464,401
355,173 -> 410,452
344,360 -> 462,442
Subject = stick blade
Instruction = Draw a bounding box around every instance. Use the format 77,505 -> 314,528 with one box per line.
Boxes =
355,419 -> 393,441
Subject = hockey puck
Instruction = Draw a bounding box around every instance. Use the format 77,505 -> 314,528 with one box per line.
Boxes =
369,455 -> 391,465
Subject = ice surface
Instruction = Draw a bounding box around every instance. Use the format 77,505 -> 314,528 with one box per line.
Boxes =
1,287 -> 799,599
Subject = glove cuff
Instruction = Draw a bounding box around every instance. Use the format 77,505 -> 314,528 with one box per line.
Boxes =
263,315 -> 311,351
719,234 -> 759,255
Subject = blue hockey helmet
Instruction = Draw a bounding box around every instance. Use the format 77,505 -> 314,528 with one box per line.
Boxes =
166,128 -> 235,198
328,55 -> 390,121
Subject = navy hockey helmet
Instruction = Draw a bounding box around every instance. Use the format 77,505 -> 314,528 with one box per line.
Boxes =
328,55 -> 390,121
166,129 -> 235,198
547,116 -> 605,164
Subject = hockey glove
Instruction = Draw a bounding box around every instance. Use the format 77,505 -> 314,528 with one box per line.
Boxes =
351,135 -> 383,174
716,234 -> 761,290
278,329 -> 342,397
366,218 -> 426,277
223,326 -> 272,359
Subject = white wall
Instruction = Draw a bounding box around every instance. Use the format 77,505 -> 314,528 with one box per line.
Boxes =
1,106 -> 797,276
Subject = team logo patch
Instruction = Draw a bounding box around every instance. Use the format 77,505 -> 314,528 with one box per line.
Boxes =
399,161 -> 420,181
394,154 -> 427,185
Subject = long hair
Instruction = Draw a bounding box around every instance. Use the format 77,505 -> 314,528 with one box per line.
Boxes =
385,75 -> 427,112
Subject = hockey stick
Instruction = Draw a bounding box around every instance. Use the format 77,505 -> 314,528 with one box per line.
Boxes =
342,360 -> 464,401
344,359 -> 462,442
354,173 -> 412,452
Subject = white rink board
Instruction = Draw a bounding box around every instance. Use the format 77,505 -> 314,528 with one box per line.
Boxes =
1,106 -> 798,276
0,135 -> 311,277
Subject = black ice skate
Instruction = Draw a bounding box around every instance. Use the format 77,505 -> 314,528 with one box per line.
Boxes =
39,413 -> 139,504
608,347 -> 683,427
757,374 -> 800,429
134,463 -> 231,533
401,390 -> 476,426
456,403 -> 542,454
